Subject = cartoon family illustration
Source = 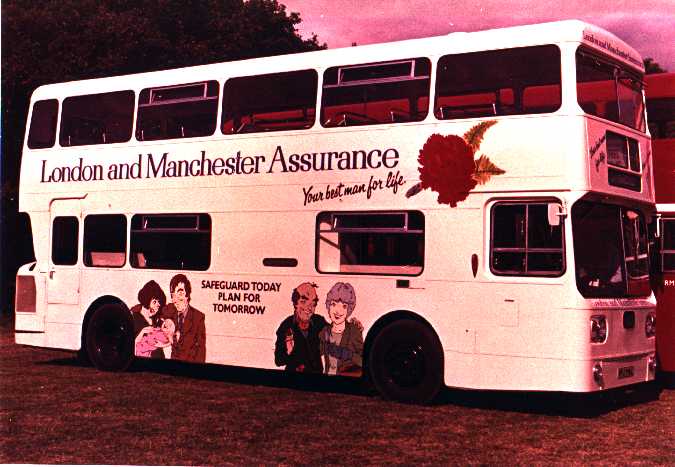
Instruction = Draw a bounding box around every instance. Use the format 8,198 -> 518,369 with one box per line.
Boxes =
131,276 -> 362,375
274,282 -> 364,377
131,274 -> 206,363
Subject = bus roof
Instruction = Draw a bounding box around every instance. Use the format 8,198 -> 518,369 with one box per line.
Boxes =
30,20 -> 643,101
646,72 -> 675,99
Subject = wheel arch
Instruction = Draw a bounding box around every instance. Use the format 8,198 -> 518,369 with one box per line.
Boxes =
80,295 -> 128,352
363,310 -> 444,376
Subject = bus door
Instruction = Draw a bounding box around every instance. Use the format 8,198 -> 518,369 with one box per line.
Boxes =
656,216 -> 675,379
47,199 -> 81,309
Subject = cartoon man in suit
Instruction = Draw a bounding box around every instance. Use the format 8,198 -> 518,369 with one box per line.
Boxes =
161,273 -> 206,363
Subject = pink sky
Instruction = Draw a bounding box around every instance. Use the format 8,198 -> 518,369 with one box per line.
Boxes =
283,0 -> 675,71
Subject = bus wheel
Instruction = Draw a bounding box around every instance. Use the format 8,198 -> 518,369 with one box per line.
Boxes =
368,319 -> 443,404
85,304 -> 134,371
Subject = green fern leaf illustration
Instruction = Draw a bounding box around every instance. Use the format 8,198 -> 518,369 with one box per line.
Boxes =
463,120 -> 497,152
473,154 -> 505,185
405,182 -> 424,198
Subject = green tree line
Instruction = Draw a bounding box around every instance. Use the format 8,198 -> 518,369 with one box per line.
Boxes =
0,0 -> 324,314
0,2 -> 668,315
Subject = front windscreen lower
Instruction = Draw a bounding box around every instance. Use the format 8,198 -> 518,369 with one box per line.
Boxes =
572,200 -> 650,298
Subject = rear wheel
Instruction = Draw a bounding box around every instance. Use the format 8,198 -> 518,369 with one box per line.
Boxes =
85,303 -> 134,371
660,371 -> 675,389
368,319 -> 443,404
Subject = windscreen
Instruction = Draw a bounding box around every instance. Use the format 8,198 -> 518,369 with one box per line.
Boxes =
572,201 -> 650,297
576,48 -> 646,132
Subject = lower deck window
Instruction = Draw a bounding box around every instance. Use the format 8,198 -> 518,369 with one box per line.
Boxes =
661,219 -> 675,272
84,214 -> 126,267
491,202 -> 565,276
52,216 -> 78,265
131,214 -> 211,270
316,211 -> 424,275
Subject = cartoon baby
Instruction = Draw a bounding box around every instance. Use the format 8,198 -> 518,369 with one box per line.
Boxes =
135,318 -> 176,358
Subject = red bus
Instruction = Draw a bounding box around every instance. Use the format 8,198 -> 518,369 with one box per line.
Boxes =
647,72 -> 675,387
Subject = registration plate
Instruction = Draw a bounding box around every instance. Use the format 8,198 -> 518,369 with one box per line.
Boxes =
618,366 -> 634,379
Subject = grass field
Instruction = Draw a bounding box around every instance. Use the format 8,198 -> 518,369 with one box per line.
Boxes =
1,316 -> 673,465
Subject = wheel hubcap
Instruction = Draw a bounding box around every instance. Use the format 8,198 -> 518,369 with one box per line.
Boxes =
95,317 -> 129,365
385,342 -> 426,388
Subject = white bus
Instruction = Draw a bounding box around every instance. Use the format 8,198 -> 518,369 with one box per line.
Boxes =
15,20 -> 657,403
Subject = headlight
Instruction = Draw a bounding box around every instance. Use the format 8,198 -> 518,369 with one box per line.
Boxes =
590,315 -> 607,343
645,313 -> 656,338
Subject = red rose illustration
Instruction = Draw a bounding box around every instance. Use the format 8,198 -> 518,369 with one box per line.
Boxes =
417,133 -> 477,207
406,121 -> 503,206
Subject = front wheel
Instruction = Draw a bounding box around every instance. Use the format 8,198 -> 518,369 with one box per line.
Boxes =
368,319 -> 443,404
85,303 -> 134,371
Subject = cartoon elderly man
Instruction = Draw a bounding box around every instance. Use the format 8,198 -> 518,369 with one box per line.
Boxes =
274,282 -> 326,373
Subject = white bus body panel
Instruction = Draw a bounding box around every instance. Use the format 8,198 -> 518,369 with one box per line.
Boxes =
15,20 -> 654,392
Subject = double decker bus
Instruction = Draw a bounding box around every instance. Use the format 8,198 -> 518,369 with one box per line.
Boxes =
646,72 -> 675,387
14,20 -> 656,403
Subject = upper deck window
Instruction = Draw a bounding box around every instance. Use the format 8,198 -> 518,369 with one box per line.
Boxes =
435,45 -> 561,120
576,48 -> 646,132
136,81 -> 219,141
646,97 -> 675,139
222,70 -> 317,134
321,58 -> 430,127
27,99 -> 58,149
59,91 -> 134,146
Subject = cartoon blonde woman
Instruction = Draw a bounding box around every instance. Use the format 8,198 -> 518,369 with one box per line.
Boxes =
320,282 -> 364,377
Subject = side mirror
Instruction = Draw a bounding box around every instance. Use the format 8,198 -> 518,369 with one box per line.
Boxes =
547,203 -> 562,227
548,203 -> 562,227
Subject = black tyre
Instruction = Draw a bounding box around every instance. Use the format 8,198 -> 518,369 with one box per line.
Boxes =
85,303 -> 134,371
659,371 -> 675,389
368,319 -> 443,404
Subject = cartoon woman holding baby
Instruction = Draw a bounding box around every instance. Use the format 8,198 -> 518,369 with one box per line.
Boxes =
131,280 -> 172,359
